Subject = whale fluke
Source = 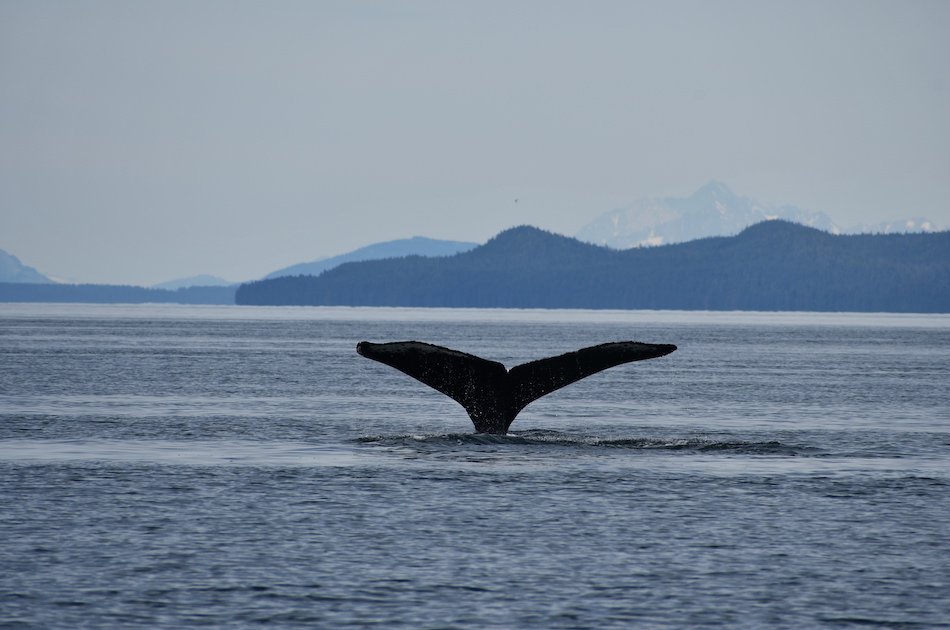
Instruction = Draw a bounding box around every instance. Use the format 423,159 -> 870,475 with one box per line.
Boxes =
356,340 -> 676,434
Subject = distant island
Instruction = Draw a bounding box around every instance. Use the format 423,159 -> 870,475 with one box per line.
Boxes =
0,283 -> 236,304
0,235 -> 476,305
236,221 -> 950,313
151,274 -> 233,290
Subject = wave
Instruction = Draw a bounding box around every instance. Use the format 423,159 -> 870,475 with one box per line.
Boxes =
356,429 -> 817,456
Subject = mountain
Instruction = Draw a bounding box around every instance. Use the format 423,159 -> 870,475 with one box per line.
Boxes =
848,217 -> 942,235
152,274 -> 232,290
264,236 -> 479,279
236,221 -> 950,313
0,249 -> 54,284
575,181 -> 838,248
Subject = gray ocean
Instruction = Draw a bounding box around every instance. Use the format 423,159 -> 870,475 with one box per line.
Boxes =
1,304 -> 949,628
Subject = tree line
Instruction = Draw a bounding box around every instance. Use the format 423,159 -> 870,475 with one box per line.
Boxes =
236,221 -> 950,313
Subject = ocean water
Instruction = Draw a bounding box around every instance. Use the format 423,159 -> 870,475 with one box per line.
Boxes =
1,304 -> 948,628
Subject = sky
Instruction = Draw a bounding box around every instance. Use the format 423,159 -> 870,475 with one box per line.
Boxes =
1,0 -> 948,285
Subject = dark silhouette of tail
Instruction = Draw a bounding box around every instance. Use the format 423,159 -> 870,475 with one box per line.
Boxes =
356,340 -> 677,434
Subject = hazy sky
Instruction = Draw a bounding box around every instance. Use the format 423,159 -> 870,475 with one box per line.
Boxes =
2,1 -> 948,285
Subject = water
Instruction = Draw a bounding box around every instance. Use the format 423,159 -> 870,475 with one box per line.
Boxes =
1,304 -> 949,628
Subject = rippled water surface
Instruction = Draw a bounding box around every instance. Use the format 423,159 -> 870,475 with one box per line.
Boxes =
2,304 -> 949,628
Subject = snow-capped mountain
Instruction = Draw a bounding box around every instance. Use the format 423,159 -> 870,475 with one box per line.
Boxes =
575,181 -> 838,248
848,217 -> 942,235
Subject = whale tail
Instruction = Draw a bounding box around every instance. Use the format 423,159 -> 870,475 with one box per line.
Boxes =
356,340 -> 677,434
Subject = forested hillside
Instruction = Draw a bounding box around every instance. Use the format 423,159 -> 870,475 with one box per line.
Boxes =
236,221 -> 950,312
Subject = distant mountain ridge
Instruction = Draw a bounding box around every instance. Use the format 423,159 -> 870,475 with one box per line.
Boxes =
237,221 -> 950,313
849,217 -> 941,235
0,249 -> 54,284
139,236 -> 478,289
264,236 -> 478,279
575,181 -> 940,248
0,236 -> 482,303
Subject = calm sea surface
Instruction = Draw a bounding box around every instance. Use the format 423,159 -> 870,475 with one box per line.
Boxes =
1,304 -> 949,628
